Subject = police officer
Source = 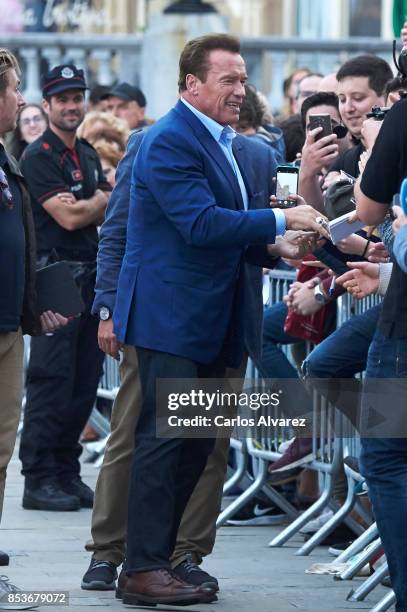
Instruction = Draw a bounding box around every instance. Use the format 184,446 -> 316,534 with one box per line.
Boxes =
19,65 -> 112,511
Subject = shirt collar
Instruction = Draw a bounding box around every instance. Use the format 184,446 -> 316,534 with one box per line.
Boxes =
180,97 -> 236,145
43,126 -> 78,153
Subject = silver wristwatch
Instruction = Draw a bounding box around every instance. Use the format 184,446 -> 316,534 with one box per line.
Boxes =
99,306 -> 111,321
314,283 -> 329,305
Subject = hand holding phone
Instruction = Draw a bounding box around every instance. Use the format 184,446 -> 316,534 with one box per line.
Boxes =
275,165 -> 299,208
309,114 -> 332,141
302,121 -> 339,177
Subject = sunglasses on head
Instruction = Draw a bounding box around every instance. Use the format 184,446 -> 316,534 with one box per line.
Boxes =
332,124 -> 348,139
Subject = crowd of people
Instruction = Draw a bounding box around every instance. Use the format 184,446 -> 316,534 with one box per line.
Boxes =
1,24 -> 407,611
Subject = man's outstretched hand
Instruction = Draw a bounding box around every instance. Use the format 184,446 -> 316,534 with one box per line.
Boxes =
336,261 -> 380,299
268,230 -> 317,260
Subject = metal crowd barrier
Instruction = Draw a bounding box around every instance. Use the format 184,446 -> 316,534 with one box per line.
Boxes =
221,271 -> 377,532
87,355 -> 121,439
221,270 -> 395,611
331,292 -> 395,611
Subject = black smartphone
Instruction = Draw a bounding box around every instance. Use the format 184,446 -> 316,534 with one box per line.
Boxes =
309,113 -> 332,141
275,165 -> 299,207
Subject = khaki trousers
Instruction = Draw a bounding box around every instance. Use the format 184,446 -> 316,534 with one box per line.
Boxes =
0,329 -> 24,522
86,345 -> 245,566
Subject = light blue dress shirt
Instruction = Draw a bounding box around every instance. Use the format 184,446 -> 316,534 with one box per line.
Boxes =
394,224 -> 407,274
180,97 -> 285,235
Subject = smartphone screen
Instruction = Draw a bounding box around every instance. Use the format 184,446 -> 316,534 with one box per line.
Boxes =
276,166 -> 299,205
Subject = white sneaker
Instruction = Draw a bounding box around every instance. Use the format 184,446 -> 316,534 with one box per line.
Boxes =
0,575 -> 38,610
277,438 -> 295,454
300,509 -> 334,534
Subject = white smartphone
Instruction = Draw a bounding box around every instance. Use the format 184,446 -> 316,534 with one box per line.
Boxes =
276,165 -> 299,208
329,211 -> 365,244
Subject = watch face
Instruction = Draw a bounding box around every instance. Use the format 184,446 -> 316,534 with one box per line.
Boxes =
99,307 -> 110,321
314,286 -> 326,304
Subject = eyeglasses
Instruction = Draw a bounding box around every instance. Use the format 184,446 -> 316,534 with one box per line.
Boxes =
0,167 -> 13,209
19,114 -> 44,127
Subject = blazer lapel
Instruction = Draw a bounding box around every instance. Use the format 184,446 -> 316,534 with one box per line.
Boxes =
174,101 -> 244,210
232,137 -> 254,201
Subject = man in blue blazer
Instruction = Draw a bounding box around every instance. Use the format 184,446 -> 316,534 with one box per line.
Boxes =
114,34 -> 327,606
85,127 -> 313,593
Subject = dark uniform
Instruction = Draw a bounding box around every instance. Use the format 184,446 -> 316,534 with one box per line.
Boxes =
19,104 -> 111,502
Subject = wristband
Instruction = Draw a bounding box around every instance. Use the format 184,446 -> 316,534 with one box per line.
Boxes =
361,237 -> 371,259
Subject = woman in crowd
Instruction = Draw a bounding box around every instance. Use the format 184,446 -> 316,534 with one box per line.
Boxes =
92,139 -> 124,188
77,111 -> 129,152
8,103 -> 47,159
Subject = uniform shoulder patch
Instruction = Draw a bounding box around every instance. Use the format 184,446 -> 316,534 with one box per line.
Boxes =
22,138 -> 50,159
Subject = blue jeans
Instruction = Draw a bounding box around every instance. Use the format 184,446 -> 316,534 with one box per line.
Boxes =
360,331 -> 407,611
303,303 -> 381,378
302,304 -> 381,428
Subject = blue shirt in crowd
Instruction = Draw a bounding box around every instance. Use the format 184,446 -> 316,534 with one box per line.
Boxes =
394,224 -> 407,274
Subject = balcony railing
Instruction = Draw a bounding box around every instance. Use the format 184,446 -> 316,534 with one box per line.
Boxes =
2,32 -> 395,113
1,33 -> 143,102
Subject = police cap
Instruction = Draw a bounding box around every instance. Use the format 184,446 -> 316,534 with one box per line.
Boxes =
42,64 -> 88,98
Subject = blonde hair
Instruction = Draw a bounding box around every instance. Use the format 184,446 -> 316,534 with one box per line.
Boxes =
77,111 -> 129,151
0,48 -> 20,94
93,138 -> 123,169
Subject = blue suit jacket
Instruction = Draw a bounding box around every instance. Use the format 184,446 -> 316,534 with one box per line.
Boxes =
93,130 -> 145,315
112,101 -> 278,366
93,128 -> 278,364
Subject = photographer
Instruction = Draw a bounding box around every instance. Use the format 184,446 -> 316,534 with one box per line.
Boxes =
355,95 -> 407,611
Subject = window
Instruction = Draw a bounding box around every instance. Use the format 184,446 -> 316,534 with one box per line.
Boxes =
296,0 -> 331,38
349,0 -> 382,37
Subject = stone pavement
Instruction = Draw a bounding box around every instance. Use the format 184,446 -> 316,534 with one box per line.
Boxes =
0,449 -> 392,612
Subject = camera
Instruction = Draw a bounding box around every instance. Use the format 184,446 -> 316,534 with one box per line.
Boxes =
366,106 -> 390,121
392,40 -> 407,100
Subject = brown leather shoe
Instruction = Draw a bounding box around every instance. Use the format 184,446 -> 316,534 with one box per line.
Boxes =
115,568 -> 127,599
122,568 -> 216,606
